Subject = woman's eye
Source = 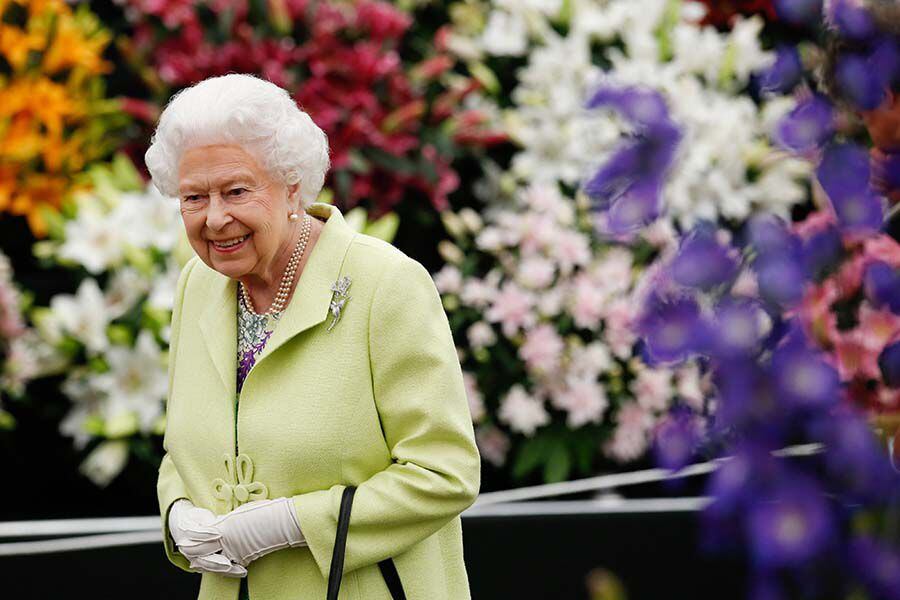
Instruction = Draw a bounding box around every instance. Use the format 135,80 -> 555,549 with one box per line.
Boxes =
183,195 -> 202,202
229,188 -> 247,196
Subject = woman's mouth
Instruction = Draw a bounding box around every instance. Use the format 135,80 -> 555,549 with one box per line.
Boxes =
210,233 -> 251,253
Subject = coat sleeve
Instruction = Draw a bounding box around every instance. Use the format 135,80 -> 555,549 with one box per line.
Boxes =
157,255 -> 200,573
291,254 -> 481,579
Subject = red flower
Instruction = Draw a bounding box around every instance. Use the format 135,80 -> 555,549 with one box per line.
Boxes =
697,0 -> 777,27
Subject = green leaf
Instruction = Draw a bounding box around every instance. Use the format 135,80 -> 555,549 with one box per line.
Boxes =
364,211 -> 399,242
512,435 -> 549,480
543,442 -> 572,483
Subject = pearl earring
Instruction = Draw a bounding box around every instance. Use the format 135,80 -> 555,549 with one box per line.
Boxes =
289,212 -> 300,222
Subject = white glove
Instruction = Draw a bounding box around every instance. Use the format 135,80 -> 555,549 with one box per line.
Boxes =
212,497 -> 307,567
168,498 -> 248,578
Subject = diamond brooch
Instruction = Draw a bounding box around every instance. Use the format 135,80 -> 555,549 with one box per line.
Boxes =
327,275 -> 352,331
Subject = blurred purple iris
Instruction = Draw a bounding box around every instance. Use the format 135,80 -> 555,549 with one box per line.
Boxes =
770,338 -> 840,410
812,410 -> 899,501
775,94 -> 835,152
583,85 -> 682,234
826,0 -> 876,40
759,46 -> 804,94
635,293 -> 709,365
713,359 -> 785,434
774,0 -> 823,28
835,52 -> 888,111
880,341 -> 900,388
817,143 -> 884,232
754,253 -> 809,307
746,476 -> 835,569
864,261 -> 900,313
712,298 -> 769,357
747,214 -> 801,258
801,225 -> 843,280
653,407 -> 700,471
849,536 -> 900,600
670,225 -> 740,291
586,86 -> 673,128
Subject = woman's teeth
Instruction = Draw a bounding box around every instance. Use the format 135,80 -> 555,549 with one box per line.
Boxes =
213,234 -> 249,248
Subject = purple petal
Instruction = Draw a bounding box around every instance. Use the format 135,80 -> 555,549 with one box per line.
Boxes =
835,53 -> 888,111
826,0 -> 877,40
849,536 -> 900,600
746,476 -> 835,568
879,341 -> 900,388
712,298 -> 769,357
774,0 -> 823,27
759,46 -> 804,94
774,94 -> 835,152
770,341 -> 840,410
864,261 -> 900,313
801,225 -> 843,280
635,293 -> 709,365
670,225 -> 740,291
653,408 -> 700,471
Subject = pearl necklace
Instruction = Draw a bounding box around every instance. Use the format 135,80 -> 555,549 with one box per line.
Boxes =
240,212 -> 312,317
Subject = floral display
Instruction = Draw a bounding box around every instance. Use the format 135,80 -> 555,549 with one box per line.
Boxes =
581,1 -> 900,595
448,0 -> 810,230
793,209 -> 900,417
23,155 -> 187,486
0,249 -> 53,429
437,182 -> 705,480
114,0 -> 502,216
0,0 -> 131,236
437,0 -> 816,481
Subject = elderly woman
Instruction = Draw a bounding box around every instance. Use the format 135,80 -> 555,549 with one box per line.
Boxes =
147,73 -> 481,600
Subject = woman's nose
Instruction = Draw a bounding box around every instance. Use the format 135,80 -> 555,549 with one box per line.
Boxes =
205,194 -> 233,230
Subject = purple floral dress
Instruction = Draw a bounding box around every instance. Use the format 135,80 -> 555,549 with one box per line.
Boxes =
236,288 -> 281,600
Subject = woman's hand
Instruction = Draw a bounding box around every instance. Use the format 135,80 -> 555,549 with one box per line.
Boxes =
212,497 -> 307,567
168,498 -> 248,577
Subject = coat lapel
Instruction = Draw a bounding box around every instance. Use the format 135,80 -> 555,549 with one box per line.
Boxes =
256,203 -> 356,365
197,273 -> 237,397
196,202 -> 356,394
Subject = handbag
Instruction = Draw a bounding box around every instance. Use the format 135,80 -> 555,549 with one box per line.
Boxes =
326,486 -> 407,600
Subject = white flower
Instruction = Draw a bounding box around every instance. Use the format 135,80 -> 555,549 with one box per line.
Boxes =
499,384 -> 550,436
516,255 -> 556,289
467,320 -> 497,350
113,186 -> 182,252
567,340 -> 612,379
147,260 -> 181,312
58,206 -> 128,274
605,402 -> 653,462
463,372 -> 486,422
105,267 -> 151,319
49,278 -> 111,354
480,10 -> 529,56
476,424 -> 512,467
91,330 -> 167,432
551,375 -> 609,428
434,264 -> 464,295
631,367 -> 673,412
79,440 -> 130,487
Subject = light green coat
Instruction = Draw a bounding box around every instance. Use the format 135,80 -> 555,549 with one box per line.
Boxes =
158,202 -> 481,600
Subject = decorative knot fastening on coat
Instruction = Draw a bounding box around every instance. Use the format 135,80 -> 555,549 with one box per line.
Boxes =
212,452 -> 269,511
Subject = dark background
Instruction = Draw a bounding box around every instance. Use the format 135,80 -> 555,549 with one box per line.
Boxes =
3,510 -> 745,599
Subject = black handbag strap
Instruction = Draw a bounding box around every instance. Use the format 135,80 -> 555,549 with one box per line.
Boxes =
326,485 -> 407,600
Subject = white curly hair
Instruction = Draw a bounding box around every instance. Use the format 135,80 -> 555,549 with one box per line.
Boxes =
144,73 -> 330,208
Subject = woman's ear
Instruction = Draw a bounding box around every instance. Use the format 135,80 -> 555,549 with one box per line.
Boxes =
288,181 -> 302,210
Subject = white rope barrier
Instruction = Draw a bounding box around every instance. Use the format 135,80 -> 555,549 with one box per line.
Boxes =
472,442 -> 823,507
0,531 -> 162,557
0,497 -> 712,556
0,443 -> 821,557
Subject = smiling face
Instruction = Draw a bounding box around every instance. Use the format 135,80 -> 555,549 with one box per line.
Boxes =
177,143 -> 301,285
